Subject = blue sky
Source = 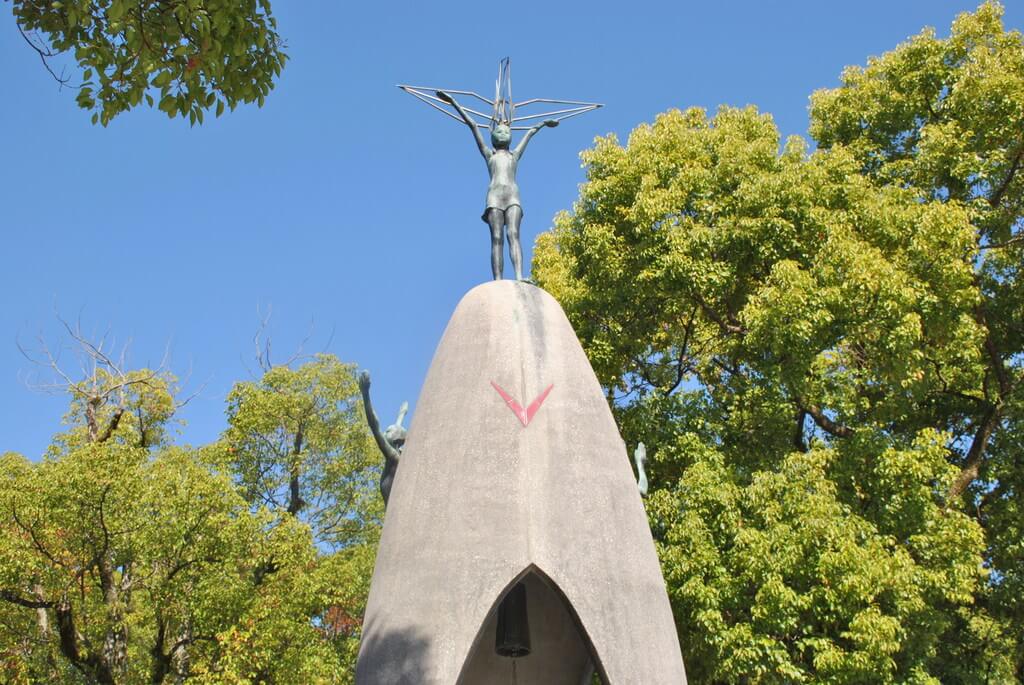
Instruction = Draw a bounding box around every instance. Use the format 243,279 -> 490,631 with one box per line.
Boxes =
2,1 -> 1020,458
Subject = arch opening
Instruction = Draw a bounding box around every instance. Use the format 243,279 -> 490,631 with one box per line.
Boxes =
456,565 -> 609,685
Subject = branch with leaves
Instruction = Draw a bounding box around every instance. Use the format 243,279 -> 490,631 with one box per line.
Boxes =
11,0 -> 287,125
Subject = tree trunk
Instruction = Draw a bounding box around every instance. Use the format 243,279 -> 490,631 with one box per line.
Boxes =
948,405 -> 1000,501
287,425 -> 304,515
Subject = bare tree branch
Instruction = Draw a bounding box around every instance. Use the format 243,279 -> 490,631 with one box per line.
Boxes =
253,304 -> 274,373
0,589 -> 54,610
16,25 -> 79,90
979,233 -> 1023,250
989,143 -> 1023,209
949,405 -> 1001,502
796,398 -> 854,439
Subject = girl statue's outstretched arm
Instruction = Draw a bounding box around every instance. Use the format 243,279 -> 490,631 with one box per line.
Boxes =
394,402 -> 408,430
437,91 -> 491,160
358,370 -> 401,466
513,119 -> 558,161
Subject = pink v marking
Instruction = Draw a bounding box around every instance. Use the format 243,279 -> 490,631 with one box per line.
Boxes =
490,381 -> 554,427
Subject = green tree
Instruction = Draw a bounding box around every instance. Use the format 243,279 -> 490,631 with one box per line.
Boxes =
11,0 -> 286,125
0,340 -> 377,682
532,6 -> 1021,680
810,4 -> 1024,670
0,369 -> 342,683
219,353 -> 382,679
222,353 -> 382,551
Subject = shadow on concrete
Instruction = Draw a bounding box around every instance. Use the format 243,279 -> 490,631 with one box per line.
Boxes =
355,622 -> 431,685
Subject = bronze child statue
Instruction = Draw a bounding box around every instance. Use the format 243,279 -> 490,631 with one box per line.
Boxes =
438,89 -> 557,281
358,370 -> 406,506
398,58 -> 602,281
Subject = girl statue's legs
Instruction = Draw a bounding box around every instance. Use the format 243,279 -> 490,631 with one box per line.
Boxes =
486,208 -> 505,280
505,205 -> 524,281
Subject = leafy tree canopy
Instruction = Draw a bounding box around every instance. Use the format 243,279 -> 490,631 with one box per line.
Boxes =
11,0 -> 286,125
221,353 -> 382,551
534,3 -> 1022,681
0,347 -> 379,683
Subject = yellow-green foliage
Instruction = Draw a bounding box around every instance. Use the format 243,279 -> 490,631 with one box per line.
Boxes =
0,355 -> 379,683
534,4 -> 1022,681
222,354 -> 382,551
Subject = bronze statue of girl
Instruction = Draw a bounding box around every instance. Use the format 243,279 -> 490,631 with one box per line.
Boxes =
399,59 -> 600,280
437,90 -> 557,281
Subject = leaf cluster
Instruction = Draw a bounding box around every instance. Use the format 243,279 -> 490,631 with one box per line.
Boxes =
12,0 -> 287,125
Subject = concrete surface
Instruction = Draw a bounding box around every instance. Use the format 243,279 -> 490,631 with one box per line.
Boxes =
356,281 -> 686,684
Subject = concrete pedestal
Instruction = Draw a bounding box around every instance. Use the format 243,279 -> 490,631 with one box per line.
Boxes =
356,281 -> 686,684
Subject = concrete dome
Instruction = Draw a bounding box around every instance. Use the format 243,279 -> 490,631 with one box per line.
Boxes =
356,281 -> 686,684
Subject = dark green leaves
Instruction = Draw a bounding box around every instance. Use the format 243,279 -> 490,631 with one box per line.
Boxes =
12,0 -> 288,125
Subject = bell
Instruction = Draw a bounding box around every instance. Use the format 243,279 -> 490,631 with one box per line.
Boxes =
495,581 -> 531,658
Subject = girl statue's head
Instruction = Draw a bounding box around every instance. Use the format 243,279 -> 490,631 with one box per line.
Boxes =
491,123 -> 511,149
